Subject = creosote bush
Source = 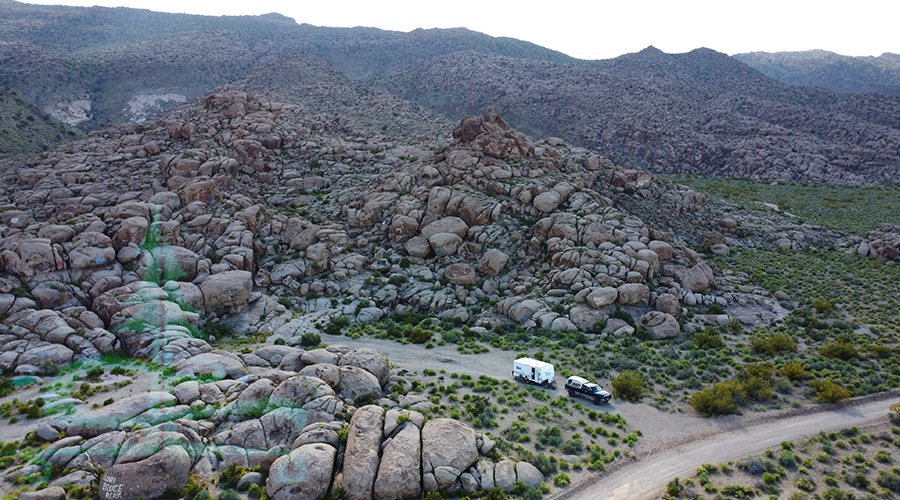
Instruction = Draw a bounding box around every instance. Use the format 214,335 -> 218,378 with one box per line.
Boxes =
611,371 -> 647,402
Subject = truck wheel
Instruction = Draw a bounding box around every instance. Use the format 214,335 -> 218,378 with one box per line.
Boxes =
567,390 -> 576,398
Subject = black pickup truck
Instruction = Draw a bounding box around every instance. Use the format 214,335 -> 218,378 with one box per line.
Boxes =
565,376 -> 612,404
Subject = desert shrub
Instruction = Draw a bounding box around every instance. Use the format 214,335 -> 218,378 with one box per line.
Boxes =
0,378 -> 13,397
522,487 -> 543,500
848,471 -> 870,489
536,427 -> 562,448
782,361 -> 807,381
201,321 -> 233,339
690,381 -> 741,417
751,333 -> 797,356
666,477 -> 684,497
796,478 -> 815,492
532,453 -> 557,475
484,488 -> 508,500
878,470 -> 900,492
553,473 -> 570,486
692,329 -> 725,350
218,463 -> 245,489
810,380 -> 850,403
736,362 -> 775,401
219,491 -> 239,500
819,340 -> 859,360
611,371 -> 647,402
409,328 -> 432,344
609,307 -> 634,327
721,484 -> 754,498
812,298 -> 834,314
300,332 -> 321,347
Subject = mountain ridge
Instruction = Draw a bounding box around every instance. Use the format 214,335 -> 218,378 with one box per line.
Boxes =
734,50 -> 900,96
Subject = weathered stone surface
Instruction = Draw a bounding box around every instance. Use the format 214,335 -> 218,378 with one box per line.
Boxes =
478,249 -> 509,276
18,486 -> 66,500
616,283 -> 650,306
67,392 -> 176,438
515,461 -> 544,488
422,418 -> 478,491
233,378 -> 275,418
428,232 -> 462,256
343,405 -> 384,500
339,348 -> 390,387
298,363 -> 341,388
374,423 -> 421,500
639,311 -> 681,340
199,270 -> 253,314
176,352 -> 246,380
98,445 -> 190,500
494,458 -> 517,492
269,375 -> 335,409
666,262 -> 714,293
586,287 -> 617,308
421,217 -> 468,240
404,236 -> 431,258
336,366 -> 382,404
655,293 -> 680,317
444,263 -> 476,285
648,240 -> 674,260
533,190 -> 561,213
266,443 -> 337,500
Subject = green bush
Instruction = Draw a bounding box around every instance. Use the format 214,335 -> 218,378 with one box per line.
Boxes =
878,470 -> 900,492
811,380 -> 850,403
690,381 -> 741,417
532,453 -> 558,475
300,332 -> 321,347
796,478 -> 815,492
750,333 -> 797,356
409,328 -> 432,344
812,298 -> 834,314
218,463 -> 245,489
611,371 -> 647,402
781,361 -> 807,381
553,473 -> 570,486
0,377 -> 13,397
692,330 -> 725,350
819,340 -> 859,360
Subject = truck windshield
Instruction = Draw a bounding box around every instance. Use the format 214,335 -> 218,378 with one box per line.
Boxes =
591,386 -> 601,393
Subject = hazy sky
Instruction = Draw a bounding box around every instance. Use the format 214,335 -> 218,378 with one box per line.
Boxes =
20,0 -> 899,60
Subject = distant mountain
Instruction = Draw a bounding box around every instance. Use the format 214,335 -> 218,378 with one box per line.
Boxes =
376,47 -> 900,184
733,50 -> 900,96
0,0 -> 573,129
0,84 -> 84,156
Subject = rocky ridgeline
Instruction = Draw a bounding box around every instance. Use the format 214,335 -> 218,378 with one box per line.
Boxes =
0,83 -> 801,498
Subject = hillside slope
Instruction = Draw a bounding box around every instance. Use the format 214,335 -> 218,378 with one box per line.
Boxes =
0,84 -> 84,156
0,0 -> 573,128
376,47 -> 900,184
734,50 -> 900,96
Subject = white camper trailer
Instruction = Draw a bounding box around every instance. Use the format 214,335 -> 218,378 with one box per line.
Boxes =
512,357 -> 557,389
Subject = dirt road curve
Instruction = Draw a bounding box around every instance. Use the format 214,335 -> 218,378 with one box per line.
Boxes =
558,398 -> 894,500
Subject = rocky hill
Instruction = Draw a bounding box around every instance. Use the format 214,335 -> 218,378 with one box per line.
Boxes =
376,47 -> 900,184
734,50 -> 900,96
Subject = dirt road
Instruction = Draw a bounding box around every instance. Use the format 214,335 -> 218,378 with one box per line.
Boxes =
557,397 -> 895,500
326,334 -> 898,500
